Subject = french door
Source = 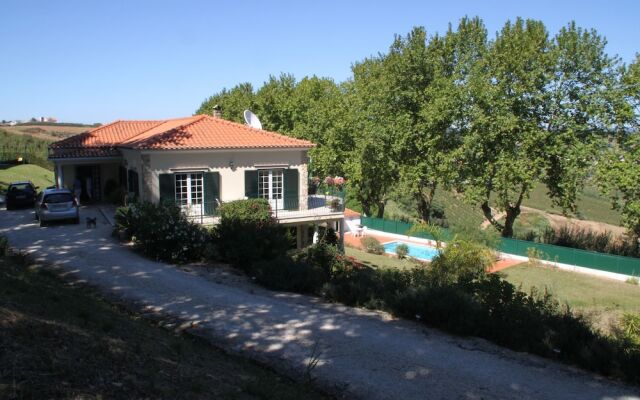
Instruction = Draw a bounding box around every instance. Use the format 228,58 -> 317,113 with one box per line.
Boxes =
175,173 -> 204,215
258,169 -> 283,210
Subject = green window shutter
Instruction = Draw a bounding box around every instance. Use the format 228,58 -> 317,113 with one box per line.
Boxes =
158,173 -> 175,205
244,170 -> 258,198
203,172 -> 220,215
284,168 -> 299,211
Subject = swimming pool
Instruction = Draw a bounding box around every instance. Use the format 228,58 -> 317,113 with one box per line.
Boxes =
383,241 -> 440,261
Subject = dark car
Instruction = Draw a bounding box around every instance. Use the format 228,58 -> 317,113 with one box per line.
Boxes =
5,181 -> 38,209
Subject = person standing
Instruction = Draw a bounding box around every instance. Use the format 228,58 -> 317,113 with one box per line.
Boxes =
73,178 -> 82,206
86,177 -> 92,201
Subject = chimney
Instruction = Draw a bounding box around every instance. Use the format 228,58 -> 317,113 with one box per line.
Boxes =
212,104 -> 222,119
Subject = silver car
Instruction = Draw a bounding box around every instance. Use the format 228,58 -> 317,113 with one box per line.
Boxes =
35,188 -> 80,226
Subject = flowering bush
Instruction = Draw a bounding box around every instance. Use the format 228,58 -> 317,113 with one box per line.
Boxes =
323,176 -> 334,186
334,176 -> 345,186
114,202 -> 210,264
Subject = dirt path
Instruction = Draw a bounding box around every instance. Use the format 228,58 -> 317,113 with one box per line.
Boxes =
1,207 -> 638,400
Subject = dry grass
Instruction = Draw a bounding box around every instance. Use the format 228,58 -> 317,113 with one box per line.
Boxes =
2,125 -> 89,141
0,251 -> 328,400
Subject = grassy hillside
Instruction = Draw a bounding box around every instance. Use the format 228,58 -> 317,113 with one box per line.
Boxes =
3,124 -> 91,141
384,182 -> 621,230
522,182 -> 621,226
0,244 -> 326,399
0,164 -> 54,191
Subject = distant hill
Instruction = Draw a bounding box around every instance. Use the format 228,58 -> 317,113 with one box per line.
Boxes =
2,123 -> 93,142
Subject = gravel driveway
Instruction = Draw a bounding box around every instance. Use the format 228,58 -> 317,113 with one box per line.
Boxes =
1,207 -> 638,400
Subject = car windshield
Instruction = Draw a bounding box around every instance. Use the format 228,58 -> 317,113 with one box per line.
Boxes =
44,193 -> 74,203
9,184 -> 32,192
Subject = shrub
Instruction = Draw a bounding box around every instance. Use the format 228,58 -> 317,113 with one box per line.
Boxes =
0,235 -> 8,257
252,256 -> 328,294
626,276 -> 639,285
395,243 -> 409,259
542,226 -> 640,258
104,179 -> 126,205
361,237 -> 384,255
113,202 -> 210,264
429,239 -> 494,286
214,198 -> 293,269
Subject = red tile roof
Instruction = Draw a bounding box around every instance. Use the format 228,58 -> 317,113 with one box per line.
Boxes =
49,115 -> 314,159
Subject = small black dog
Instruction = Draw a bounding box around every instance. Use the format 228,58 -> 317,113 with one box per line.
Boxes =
85,217 -> 97,228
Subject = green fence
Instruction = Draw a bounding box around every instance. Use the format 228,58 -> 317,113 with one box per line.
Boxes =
361,216 -> 640,276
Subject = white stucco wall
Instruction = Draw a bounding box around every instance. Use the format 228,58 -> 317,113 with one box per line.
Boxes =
143,149 -> 309,204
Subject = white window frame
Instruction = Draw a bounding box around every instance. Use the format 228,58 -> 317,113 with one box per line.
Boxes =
175,172 -> 204,215
258,169 -> 283,210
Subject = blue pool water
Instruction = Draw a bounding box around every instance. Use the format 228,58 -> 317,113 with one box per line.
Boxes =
383,241 -> 440,261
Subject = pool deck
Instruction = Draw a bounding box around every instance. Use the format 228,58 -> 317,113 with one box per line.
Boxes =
344,232 -> 522,273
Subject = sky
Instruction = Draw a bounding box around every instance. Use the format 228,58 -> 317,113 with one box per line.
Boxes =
1,0 -> 639,124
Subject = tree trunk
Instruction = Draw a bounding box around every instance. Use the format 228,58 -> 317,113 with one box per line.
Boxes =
361,202 -> 373,218
501,206 -> 521,238
416,183 -> 437,223
481,201 -> 504,232
376,200 -> 386,219
417,196 -> 430,223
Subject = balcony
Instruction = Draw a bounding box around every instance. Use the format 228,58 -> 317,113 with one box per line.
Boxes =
177,191 -> 345,225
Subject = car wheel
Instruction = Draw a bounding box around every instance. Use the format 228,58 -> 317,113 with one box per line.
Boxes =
73,217 -> 80,224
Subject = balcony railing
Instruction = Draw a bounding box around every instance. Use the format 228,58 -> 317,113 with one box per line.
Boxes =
173,192 -> 345,225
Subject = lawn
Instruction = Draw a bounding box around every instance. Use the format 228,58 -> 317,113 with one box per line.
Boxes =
501,263 -> 640,331
0,164 -> 54,191
345,246 -> 424,270
0,246 -> 327,399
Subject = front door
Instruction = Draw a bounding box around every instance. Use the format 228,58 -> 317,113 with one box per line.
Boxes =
175,172 -> 204,216
258,169 -> 283,210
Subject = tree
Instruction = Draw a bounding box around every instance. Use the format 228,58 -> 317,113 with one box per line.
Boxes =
597,55 -> 640,236
344,58 -> 397,217
196,82 -> 256,122
460,19 -> 622,237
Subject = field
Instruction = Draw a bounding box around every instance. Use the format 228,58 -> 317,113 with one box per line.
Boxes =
0,164 -> 54,191
501,263 -> 640,332
0,246 -> 326,399
2,124 -> 91,141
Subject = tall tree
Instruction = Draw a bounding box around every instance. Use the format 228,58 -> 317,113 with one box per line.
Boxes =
196,83 -> 256,122
460,18 -> 553,237
345,58 -> 398,217
597,55 -> 640,236
460,19 -> 621,237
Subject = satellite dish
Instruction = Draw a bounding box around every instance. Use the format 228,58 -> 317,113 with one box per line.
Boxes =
243,110 -> 263,130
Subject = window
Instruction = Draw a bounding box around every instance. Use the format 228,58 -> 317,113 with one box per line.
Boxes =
175,173 -> 203,209
257,169 -> 283,209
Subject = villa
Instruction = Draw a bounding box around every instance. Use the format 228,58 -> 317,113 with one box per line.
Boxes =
48,111 -> 345,248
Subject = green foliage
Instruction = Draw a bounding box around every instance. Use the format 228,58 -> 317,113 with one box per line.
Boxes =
113,203 -> 210,264
360,236 -> 384,255
0,129 -> 53,169
619,314 -> 640,348
429,239 -> 494,286
597,132 -> 640,237
195,17 -> 634,239
395,243 -> 409,259
626,277 -> 639,286
0,235 -> 8,257
214,198 -> 292,269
